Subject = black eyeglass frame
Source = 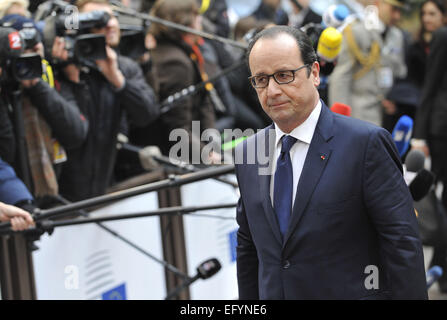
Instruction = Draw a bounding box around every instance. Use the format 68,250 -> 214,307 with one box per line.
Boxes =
248,64 -> 310,89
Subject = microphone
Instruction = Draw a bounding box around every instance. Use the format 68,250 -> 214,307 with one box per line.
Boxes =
426,265 -> 443,289
195,258 -> 221,280
392,115 -> 413,158
323,4 -> 350,29
330,102 -> 351,116
405,149 -> 425,173
317,26 -> 343,63
409,169 -> 435,201
165,258 -> 221,299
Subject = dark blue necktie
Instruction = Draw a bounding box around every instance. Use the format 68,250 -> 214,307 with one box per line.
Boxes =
274,135 -> 297,238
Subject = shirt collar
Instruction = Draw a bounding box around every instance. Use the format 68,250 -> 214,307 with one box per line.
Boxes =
274,100 -> 322,148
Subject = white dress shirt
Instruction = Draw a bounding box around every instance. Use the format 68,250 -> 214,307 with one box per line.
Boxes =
270,100 -> 322,207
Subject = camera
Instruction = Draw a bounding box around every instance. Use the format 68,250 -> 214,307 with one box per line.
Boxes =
0,27 -> 42,83
118,27 -> 146,60
53,10 -> 110,64
18,22 -> 43,50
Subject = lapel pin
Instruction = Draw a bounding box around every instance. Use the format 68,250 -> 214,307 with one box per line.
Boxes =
320,155 -> 326,160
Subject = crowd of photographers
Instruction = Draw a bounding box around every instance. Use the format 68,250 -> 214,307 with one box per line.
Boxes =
0,0 -> 276,227
0,0 -> 162,228
0,0 -> 258,231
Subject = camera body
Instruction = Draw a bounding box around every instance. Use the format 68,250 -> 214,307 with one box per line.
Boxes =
54,10 -> 110,64
0,27 -> 42,83
118,27 -> 146,60
18,22 -> 43,50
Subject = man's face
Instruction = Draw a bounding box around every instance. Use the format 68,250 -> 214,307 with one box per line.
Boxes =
378,1 -> 402,26
81,2 -> 121,47
248,33 -> 320,132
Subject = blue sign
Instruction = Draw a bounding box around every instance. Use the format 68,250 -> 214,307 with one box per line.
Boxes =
229,229 -> 237,263
102,283 -> 127,300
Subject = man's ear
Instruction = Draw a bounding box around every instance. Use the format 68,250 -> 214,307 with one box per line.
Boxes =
311,61 -> 320,87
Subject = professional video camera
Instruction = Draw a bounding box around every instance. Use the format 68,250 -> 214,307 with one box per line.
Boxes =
0,27 -> 42,83
51,10 -> 109,65
118,26 -> 147,60
18,22 -> 43,50
113,0 -> 150,60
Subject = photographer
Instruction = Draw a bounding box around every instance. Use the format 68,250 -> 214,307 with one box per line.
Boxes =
130,0 -> 220,164
0,17 -> 89,202
52,0 -> 159,201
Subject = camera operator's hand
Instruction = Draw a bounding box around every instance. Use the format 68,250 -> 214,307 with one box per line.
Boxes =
52,37 -> 80,83
52,37 -> 68,61
0,202 -> 35,231
19,42 -> 46,89
95,46 -> 125,90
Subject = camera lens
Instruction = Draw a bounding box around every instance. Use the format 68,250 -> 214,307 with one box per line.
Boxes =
78,41 -> 93,56
12,54 -> 42,80
15,60 -> 31,79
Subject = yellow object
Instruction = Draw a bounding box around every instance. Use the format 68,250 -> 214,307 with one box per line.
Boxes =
42,59 -> 66,164
199,0 -> 210,14
344,24 -> 381,80
53,139 -> 67,164
41,59 -> 54,88
317,27 -> 342,62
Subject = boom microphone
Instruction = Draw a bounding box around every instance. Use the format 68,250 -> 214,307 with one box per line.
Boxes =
392,115 -> 413,158
165,258 -> 221,299
409,169 -> 435,201
195,258 -> 221,280
405,149 -> 425,173
330,102 -> 351,116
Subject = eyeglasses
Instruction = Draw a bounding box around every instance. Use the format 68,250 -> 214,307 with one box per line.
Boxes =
248,64 -> 310,89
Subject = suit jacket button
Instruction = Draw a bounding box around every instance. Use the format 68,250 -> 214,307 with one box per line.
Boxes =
283,260 -> 290,269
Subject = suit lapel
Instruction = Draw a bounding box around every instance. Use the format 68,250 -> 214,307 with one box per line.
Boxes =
283,103 -> 334,246
257,125 -> 283,246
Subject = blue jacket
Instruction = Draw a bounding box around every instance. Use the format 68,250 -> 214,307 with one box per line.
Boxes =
0,158 -> 33,205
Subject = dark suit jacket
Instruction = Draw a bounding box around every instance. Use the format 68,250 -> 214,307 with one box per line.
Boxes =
235,102 -> 427,299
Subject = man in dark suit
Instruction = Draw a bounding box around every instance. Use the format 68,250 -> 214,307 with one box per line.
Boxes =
235,25 -> 428,299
